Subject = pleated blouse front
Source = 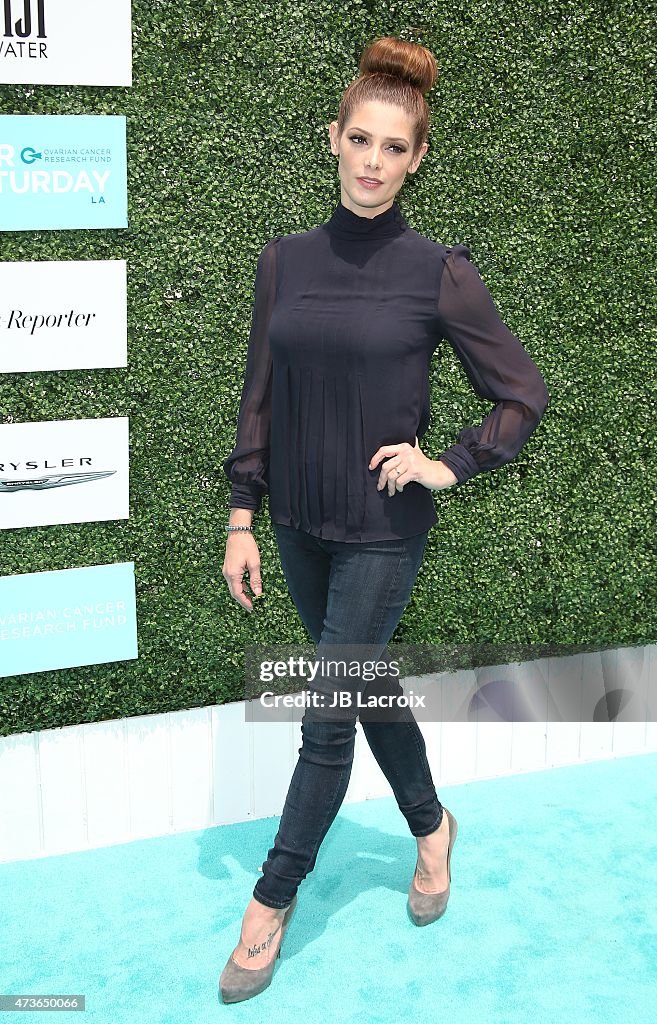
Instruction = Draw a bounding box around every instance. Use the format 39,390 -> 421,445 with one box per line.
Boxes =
223,200 -> 550,542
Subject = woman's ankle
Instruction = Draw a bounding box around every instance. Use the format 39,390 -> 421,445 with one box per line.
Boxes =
247,897 -> 288,920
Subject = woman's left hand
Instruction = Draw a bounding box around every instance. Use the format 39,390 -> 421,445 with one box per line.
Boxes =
368,436 -> 458,495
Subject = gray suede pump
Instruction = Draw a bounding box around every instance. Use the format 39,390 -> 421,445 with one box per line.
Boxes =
219,894 -> 298,1004
407,807 -> 458,926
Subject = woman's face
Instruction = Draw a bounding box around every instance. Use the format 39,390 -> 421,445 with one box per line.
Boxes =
329,100 -> 428,217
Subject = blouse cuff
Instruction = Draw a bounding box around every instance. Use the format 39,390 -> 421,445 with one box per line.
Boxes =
228,484 -> 262,513
438,445 -> 482,485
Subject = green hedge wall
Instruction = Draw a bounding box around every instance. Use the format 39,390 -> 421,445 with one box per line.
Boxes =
0,0 -> 655,737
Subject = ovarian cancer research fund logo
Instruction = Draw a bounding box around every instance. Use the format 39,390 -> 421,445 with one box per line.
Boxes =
8,141 -> 110,197
0,115 -> 127,231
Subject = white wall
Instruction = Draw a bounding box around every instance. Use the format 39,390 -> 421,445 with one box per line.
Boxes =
1,644 -> 655,863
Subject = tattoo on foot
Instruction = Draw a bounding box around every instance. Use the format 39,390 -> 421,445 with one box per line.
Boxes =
246,926 -> 281,959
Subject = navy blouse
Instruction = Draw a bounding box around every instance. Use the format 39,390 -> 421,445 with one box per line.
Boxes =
223,200 -> 549,542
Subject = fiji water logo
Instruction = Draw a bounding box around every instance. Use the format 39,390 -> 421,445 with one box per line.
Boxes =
1,1 -> 47,59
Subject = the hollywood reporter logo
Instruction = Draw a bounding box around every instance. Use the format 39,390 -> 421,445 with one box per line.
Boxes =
2,1 -> 47,59
0,308 -> 97,336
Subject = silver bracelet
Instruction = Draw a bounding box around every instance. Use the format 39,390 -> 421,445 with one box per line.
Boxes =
226,524 -> 253,532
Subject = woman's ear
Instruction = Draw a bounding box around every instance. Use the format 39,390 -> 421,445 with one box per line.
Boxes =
328,120 -> 340,156
409,141 -> 429,174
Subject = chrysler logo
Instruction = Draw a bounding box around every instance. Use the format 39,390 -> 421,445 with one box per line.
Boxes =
0,470 -> 116,493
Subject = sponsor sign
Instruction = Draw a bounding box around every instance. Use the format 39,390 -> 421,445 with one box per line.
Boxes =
0,417 -> 129,530
0,0 -> 132,87
0,259 -> 127,373
0,561 -> 138,678
0,115 -> 128,231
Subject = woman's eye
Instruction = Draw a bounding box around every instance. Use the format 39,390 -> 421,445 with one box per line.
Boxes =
349,135 -> 404,154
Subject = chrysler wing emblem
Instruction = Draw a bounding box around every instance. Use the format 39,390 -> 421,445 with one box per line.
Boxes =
0,471 -> 116,493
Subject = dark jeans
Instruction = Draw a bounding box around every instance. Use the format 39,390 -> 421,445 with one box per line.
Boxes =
252,523 -> 443,910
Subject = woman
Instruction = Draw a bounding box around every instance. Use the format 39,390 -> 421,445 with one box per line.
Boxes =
219,35 -> 549,1003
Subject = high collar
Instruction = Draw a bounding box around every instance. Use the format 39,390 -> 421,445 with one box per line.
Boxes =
325,199 -> 407,241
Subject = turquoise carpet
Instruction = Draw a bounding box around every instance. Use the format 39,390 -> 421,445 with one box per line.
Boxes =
1,751 -> 656,1023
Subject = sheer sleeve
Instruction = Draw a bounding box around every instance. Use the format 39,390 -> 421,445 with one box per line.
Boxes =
222,235 -> 280,512
436,244 -> 550,484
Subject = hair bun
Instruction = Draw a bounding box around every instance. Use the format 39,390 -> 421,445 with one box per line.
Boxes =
359,36 -> 438,95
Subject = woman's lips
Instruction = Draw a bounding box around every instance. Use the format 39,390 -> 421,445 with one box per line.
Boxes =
357,177 -> 383,189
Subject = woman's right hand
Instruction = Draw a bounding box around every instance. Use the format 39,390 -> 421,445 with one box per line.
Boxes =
222,532 -> 263,613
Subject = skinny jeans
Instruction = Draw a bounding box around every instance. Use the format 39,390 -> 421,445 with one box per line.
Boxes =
253,522 -> 443,910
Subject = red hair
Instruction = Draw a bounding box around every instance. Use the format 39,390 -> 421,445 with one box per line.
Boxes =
336,36 -> 439,154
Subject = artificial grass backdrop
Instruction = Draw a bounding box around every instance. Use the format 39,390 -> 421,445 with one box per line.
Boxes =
0,0 -> 654,735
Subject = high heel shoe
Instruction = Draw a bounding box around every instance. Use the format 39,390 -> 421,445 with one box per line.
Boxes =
407,807 -> 458,926
218,894 -> 298,1004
